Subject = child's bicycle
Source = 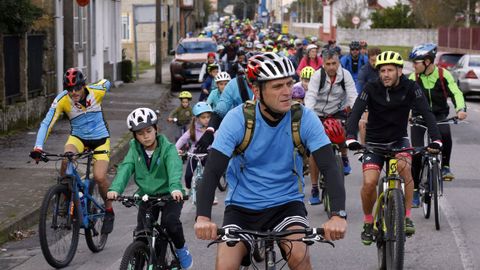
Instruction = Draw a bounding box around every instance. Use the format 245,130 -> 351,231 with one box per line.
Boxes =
354,143 -> 416,270
35,150 -> 109,268
183,152 -> 208,205
115,194 -> 188,270
210,227 -> 334,270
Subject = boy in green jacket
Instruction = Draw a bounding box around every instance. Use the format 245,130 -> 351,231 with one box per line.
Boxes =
107,107 -> 193,269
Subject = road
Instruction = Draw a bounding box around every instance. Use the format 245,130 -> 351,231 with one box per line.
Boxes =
0,92 -> 479,269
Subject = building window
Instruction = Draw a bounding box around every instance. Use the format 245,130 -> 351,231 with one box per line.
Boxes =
122,14 -> 131,41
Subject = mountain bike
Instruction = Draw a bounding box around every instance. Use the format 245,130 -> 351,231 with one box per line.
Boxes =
36,150 -> 109,268
410,116 -> 461,230
355,143 -> 414,270
183,152 -> 207,205
116,194 -> 188,270
210,227 -> 334,270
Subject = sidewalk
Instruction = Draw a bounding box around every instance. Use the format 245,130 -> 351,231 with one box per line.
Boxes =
0,58 -> 176,244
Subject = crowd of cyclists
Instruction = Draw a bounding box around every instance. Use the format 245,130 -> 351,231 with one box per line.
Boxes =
29,16 -> 468,269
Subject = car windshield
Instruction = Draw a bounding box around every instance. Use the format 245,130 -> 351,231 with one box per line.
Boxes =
440,54 -> 463,64
468,56 -> 480,67
176,41 -> 216,54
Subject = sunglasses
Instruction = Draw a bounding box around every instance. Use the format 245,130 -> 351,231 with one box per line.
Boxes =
66,85 -> 84,92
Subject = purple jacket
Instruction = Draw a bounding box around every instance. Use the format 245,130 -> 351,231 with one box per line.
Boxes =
175,122 -> 207,152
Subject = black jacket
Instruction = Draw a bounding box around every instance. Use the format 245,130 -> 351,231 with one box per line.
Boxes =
346,75 -> 441,143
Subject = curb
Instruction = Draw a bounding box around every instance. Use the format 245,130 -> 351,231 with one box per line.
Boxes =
0,133 -> 132,245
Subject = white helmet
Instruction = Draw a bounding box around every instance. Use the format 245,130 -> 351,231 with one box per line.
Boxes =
127,108 -> 158,132
246,52 -> 295,82
217,45 -> 225,51
306,44 -> 318,51
215,72 -> 231,82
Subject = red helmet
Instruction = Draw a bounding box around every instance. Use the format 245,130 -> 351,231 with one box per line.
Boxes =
63,68 -> 86,90
323,118 -> 346,145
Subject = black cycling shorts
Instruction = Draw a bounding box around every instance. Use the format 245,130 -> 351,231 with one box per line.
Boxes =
222,201 -> 309,266
362,137 -> 411,172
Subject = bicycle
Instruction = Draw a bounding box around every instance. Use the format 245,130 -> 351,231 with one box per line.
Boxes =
209,227 -> 334,270
183,152 -> 208,205
355,143 -> 414,270
410,116 -> 461,230
36,150 -> 109,268
115,194 -> 188,270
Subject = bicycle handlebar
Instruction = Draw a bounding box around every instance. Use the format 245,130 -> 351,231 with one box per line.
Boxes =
409,116 -> 460,129
210,227 -> 334,248
115,194 -> 189,207
35,150 -> 110,162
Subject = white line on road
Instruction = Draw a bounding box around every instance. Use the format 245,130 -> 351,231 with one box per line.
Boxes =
440,197 -> 475,270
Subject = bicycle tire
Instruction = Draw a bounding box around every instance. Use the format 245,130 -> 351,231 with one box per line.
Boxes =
119,240 -> 150,270
156,237 -> 180,269
39,183 -> 80,268
421,161 -> 431,219
217,173 -> 228,192
376,177 -> 387,270
385,189 -> 405,270
432,162 -> 441,230
85,181 -> 108,252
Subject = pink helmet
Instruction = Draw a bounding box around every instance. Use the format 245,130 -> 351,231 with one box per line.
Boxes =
292,84 -> 305,99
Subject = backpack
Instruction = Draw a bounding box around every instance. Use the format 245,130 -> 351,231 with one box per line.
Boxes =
234,100 -> 306,157
318,68 -> 346,93
236,74 -> 251,102
415,67 -> 448,99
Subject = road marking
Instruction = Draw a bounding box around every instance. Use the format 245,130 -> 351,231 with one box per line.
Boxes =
440,197 -> 475,270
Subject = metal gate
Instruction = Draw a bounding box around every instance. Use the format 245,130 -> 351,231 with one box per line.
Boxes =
3,36 -> 21,104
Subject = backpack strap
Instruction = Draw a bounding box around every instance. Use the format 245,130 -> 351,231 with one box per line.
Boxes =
234,100 -> 257,155
438,67 -> 448,99
291,101 -> 306,157
339,68 -> 346,92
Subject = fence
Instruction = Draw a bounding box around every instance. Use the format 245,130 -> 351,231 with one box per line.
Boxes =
438,27 -> 480,51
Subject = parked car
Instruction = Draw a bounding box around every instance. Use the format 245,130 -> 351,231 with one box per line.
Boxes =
450,54 -> 480,96
170,37 -> 217,92
435,52 -> 464,69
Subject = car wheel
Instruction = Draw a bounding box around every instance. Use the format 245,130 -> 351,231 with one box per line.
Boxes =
171,77 -> 182,92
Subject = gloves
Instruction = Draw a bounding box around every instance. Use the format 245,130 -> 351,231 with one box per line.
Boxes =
195,129 -> 215,153
30,147 -> 43,163
428,140 -> 443,151
346,139 -> 362,151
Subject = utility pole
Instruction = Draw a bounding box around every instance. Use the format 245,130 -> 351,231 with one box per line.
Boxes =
155,0 -> 162,83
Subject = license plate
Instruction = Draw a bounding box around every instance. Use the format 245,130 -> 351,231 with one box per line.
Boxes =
190,69 -> 201,75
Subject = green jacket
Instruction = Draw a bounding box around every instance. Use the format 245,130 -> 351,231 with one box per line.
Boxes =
408,66 -> 466,116
109,134 -> 184,196
169,106 -> 193,126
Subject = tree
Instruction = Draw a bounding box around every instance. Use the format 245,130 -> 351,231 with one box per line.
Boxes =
0,0 -> 42,34
336,1 -> 368,28
370,2 -> 415,28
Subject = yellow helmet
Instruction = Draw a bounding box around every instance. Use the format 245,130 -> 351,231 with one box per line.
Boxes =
178,91 -> 192,100
376,51 -> 403,68
300,66 -> 316,79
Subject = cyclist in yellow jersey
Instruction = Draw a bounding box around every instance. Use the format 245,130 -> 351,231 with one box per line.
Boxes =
30,68 -> 115,234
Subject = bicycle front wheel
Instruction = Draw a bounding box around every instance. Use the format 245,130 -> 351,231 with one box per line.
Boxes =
385,189 -> 405,270
85,181 -> 108,252
119,240 -> 150,270
421,160 -> 431,219
39,183 -> 80,268
157,238 -> 180,269
432,162 -> 441,230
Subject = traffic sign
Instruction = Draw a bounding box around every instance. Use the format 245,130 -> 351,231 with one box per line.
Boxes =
352,16 -> 360,25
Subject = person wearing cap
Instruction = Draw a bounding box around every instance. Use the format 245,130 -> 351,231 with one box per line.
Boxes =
340,41 -> 368,84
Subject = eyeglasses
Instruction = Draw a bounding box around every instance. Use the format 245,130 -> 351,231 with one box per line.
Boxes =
351,48 -> 360,51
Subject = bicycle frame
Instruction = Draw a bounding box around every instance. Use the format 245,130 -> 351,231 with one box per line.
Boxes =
63,153 -> 105,229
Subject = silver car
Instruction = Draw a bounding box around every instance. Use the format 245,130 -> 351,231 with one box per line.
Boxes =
450,54 -> 480,95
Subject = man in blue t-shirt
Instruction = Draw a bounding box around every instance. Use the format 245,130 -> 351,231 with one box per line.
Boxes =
194,52 -> 347,269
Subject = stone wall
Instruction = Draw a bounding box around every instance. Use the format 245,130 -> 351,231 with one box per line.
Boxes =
336,28 -> 437,46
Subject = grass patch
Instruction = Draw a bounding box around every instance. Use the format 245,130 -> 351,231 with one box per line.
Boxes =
133,61 -> 154,80
375,45 -> 413,61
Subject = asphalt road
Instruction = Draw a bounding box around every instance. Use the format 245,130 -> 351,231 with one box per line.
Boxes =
1,91 -> 479,269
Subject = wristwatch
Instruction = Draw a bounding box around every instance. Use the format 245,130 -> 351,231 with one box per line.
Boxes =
330,210 -> 347,219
